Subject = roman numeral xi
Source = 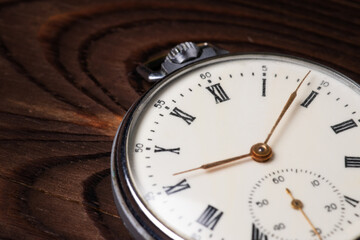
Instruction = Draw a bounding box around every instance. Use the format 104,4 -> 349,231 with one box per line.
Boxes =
206,83 -> 230,104
170,107 -> 196,125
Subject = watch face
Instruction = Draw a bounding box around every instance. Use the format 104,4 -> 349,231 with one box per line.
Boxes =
112,54 -> 360,240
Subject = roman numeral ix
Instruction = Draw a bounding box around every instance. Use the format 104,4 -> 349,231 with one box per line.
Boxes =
170,107 -> 196,125
206,83 -> 230,104
154,145 -> 180,154
197,205 -> 223,230
331,119 -> 358,134
345,156 -> 360,168
163,179 -> 190,195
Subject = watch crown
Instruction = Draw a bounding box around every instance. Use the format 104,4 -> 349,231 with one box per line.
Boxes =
137,42 -> 228,82
166,42 -> 200,64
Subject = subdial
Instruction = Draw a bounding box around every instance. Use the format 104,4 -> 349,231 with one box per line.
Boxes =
249,169 -> 345,240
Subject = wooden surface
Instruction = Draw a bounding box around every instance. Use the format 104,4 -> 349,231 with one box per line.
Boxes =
0,0 -> 359,239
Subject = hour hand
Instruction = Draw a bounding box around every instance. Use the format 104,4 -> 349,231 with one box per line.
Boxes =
173,143 -> 273,175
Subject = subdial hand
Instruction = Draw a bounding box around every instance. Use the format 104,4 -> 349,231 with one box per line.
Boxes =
286,188 -> 322,240
264,70 -> 311,144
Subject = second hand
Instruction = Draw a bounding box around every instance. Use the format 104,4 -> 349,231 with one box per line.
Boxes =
286,188 -> 322,240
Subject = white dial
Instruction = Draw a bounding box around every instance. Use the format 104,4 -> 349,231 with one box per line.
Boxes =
112,54 -> 360,240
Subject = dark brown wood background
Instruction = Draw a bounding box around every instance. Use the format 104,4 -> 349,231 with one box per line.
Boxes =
0,0 -> 359,239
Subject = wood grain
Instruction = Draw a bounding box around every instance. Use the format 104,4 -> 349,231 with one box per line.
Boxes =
0,0 -> 359,239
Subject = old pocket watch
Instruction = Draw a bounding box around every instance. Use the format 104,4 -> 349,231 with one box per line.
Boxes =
111,42 -> 360,240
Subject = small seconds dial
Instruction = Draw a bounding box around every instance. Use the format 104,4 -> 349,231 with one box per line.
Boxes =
249,169 -> 345,240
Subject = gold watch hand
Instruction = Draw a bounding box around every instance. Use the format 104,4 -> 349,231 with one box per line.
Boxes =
173,71 -> 311,176
286,188 -> 322,240
264,70 -> 311,144
173,143 -> 272,176
173,153 -> 251,176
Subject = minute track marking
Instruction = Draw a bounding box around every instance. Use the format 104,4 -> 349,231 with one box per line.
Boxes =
264,70 -> 311,144
173,71 -> 311,176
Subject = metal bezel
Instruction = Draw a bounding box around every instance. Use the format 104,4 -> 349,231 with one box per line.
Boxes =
111,53 -> 360,240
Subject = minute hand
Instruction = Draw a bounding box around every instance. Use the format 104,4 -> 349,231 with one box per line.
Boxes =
264,70 -> 311,144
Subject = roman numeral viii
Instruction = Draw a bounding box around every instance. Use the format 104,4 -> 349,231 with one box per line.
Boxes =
163,179 -> 190,195
345,156 -> 360,168
331,119 -> 358,134
252,223 -> 268,240
154,145 -> 180,154
206,83 -> 230,104
197,205 -> 223,230
170,107 -> 196,125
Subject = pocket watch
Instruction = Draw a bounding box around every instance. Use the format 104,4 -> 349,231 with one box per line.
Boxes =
111,42 -> 360,240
